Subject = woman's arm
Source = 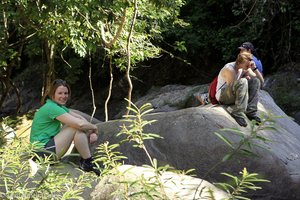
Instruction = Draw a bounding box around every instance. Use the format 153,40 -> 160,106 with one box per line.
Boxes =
56,112 -> 97,132
247,61 -> 264,86
252,68 -> 264,86
69,110 -> 88,121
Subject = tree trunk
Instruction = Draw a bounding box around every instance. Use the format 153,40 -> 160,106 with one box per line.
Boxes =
88,52 -> 97,122
41,40 -> 55,104
125,0 -> 138,115
105,56 -> 113,122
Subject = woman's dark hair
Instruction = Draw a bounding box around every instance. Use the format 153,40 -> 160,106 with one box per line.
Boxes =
42,79 -> 71,104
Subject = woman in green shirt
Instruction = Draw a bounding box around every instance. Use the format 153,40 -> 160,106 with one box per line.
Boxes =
30,79 -> 100,175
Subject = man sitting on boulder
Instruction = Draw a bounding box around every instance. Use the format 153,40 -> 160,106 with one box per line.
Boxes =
215,51 -> 264,127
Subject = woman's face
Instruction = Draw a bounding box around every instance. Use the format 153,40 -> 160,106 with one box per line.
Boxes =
239,60 -> 251,71
53,85 -> 69,105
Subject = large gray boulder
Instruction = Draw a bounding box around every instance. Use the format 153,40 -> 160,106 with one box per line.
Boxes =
91,86 -> 300,200
113,84 -> 209,118
263,65 -> 300,125
91,165 -> 229,200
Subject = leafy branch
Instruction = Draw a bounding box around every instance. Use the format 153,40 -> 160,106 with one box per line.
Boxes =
118,99 -> 161,166
117,99 -> 169,199
216,168 -> 270,200
0,137 -> 94,199
94,141 -> 127,176
193,112 -> 280,199
215,112 -> 281,161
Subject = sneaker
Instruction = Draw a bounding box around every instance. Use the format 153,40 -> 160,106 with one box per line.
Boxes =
200,93 -> 209,105
232,116 -> 248,127
247,115 -> 261,124
196,93 -> 209,105
79,157 -> 100,176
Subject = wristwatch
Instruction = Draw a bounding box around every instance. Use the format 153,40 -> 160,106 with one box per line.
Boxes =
253,67 -> 258,71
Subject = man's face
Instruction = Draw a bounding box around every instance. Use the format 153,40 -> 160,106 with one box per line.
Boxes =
240,48 -> 251,53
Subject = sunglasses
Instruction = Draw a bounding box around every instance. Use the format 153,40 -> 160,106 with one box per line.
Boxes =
53,79 -> 66,85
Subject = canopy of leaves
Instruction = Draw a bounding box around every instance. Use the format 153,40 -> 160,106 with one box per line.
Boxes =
165,0 -> 300,74
1,0 -> 299,116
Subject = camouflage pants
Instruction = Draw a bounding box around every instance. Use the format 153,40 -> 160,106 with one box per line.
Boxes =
219,77 -> 261,118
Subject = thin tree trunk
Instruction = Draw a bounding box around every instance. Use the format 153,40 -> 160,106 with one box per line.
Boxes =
101,9 -> 127,48
125,0 -> 138,115
104,56 -> 113,122
41,41 -> 55,104
88,51 -> 96,122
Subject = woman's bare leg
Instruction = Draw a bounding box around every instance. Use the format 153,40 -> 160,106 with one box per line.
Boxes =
54,127 -> 76,158
54,126 -> 91,159
54,127 -> 100,175
73,131 -> 91,159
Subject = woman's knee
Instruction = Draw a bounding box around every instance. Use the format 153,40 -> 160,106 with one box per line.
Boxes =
74,130 -> 88,141
61,126 -> 77,134
55,126 -> 78,142
59,126 -> 88,141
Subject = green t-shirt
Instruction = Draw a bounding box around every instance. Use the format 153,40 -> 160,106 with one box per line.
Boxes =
30,99 -> 69,147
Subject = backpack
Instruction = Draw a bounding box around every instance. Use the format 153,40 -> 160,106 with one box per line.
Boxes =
208,76 -> 219,105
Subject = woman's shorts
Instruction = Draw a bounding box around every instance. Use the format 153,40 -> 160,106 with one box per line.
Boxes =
44,137 -> 56,153
34,137 -> 57,160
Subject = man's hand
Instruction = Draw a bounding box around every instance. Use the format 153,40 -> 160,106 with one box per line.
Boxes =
249,61 -> 256,70
245,62 -> 256,78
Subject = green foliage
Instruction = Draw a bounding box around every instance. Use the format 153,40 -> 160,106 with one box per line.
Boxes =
174,41 -> 188,53
94,141 -> 127,175
9,0 -> 184,64
168,0 -> 300,71
117,99 -> 162,149
1,101 -> 279,199
115,100 -> 170,199
117,100 -> 274,200
0,117 -> 18,147
0,138 -> 95,199
1,0 -> 187,109
214,112 -> 280,162
91,100 -> 170,199
216,168 -> 270,200
1,116 -> 23,131
109,170 -> 166,200
194,113 -> 278,199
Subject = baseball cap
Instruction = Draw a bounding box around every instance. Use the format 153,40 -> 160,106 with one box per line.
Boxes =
238,42 -> 255,51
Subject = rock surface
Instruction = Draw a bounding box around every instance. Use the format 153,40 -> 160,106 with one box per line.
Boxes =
263,64 -> 300,124
91,165 -> 229,200
91,86 -> 300,200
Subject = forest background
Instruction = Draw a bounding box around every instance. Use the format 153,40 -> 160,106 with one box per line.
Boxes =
0,0 -> 299,122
